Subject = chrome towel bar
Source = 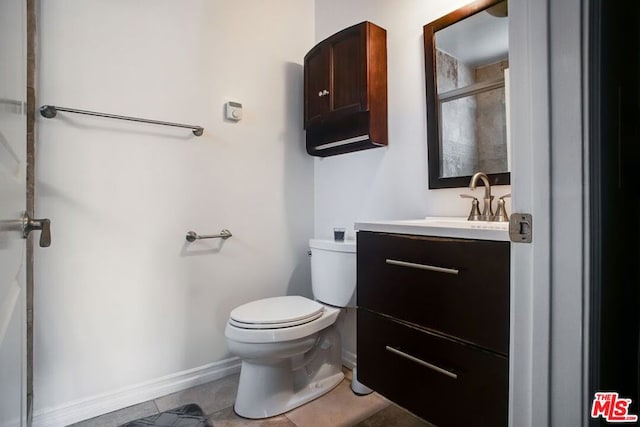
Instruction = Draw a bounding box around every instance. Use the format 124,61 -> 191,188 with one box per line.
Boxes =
186,229 -> 232,242
39,105 -> 204,136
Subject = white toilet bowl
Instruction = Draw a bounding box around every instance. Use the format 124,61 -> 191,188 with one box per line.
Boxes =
225,296 -> 344,419
225,240 -> 356,419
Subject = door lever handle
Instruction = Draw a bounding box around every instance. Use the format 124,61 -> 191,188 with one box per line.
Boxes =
23,215 -> 51,247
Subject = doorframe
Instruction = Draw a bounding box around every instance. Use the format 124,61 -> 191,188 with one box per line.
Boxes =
548,0 -> 589,424
25,0 -> 36,423
509,0 -> 589,424
508,0 -> 552,424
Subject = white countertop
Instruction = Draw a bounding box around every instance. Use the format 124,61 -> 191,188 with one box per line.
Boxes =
354,217 -> 510,241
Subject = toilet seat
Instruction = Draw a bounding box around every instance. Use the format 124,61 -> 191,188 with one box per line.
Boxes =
225,302 -> 341,344
229,296 -> 324,329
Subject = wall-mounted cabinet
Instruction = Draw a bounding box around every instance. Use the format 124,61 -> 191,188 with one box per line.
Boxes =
304,21 -> 388,157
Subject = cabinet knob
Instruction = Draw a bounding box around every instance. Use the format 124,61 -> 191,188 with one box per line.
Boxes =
318,89 -> 330,97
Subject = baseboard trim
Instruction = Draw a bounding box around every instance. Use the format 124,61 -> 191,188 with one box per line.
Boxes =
32,357 -> 241,427
342,349 -> 357,370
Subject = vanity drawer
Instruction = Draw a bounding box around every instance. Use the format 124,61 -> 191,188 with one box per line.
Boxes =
357,309 -> 508,427
357,231 -> 510,354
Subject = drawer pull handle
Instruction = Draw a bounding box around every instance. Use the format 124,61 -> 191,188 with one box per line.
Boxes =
385,259 -> 459,275
385,346 -> 458,380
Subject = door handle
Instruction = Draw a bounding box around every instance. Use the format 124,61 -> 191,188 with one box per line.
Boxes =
22,213 -> 51,248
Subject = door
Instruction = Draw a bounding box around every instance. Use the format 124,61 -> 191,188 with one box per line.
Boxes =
510,0 -> 591,424
328,26 -> 365,116
0,1 -> 27,426
303,23 -> 367,129
304,44 -> 330,127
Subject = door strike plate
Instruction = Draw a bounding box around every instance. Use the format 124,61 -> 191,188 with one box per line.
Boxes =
509,213 -> 533,243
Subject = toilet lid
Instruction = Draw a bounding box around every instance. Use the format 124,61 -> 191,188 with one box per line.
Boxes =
229,296 -> 324,329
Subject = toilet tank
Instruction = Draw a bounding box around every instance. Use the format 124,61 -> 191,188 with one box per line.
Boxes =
309,239 -> 356,307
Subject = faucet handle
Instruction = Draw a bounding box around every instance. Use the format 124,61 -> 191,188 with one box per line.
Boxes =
460,194 -> 482,221
494,194 -> 511,222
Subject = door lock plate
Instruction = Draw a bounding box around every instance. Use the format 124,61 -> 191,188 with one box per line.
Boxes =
509,213 -> 533,243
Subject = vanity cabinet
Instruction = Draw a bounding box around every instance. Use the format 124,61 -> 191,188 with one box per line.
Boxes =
303,21 -> 387,157
356,231 -> 510,426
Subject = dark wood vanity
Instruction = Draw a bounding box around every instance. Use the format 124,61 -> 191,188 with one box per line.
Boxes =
303,21 -> 387,157
356,230 -> 510,426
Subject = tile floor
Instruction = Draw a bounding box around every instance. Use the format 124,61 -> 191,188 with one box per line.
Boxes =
69,369 -> 433,427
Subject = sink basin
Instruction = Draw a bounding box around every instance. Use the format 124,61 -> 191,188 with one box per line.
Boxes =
354,216 -> 509,241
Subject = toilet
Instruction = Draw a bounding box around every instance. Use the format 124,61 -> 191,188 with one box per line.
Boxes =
224,238 -> 356,419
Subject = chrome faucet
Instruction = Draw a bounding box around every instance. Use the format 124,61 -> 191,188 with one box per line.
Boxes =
469,172 -> 494,221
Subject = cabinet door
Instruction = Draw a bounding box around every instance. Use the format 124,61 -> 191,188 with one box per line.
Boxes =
329,25 -> 366,116
304,45 -> 330,127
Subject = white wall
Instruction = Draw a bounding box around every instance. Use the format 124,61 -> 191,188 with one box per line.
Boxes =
32,0 -> 517,421
34,0 -> 314,419
313,0 -> 513,373
313,0 -> 511,241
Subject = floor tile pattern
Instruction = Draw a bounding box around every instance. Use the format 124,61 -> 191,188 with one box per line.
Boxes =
68,401 -> 159,427
69,371 -> 431,427
120,404 -> 212,427
154,375 -> 240,415
353,404 -> 434,427
284,380 -> 387,427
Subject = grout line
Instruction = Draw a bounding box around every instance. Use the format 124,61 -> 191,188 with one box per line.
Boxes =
205,403 -> 235,419
283,411 -> 296,426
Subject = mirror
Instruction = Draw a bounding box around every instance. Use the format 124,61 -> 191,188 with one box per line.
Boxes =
424,0 -> 510,189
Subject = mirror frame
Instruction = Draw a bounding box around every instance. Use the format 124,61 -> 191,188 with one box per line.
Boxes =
423,0 -> 510,189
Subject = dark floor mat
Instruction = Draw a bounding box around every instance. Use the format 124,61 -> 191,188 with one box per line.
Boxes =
119,404 -> 212,427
